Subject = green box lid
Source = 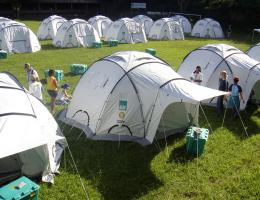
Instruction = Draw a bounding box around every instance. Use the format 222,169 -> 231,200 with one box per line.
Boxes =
0,176 -> 39,200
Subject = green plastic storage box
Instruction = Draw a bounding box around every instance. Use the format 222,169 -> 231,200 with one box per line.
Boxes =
0,176 -> 40,200
93,41 -> 102,48
108,39 -> 118,47
44,69 -> 64,81
186,126 -> 209,156
0,50 -> 7,59
145,48 -> 156,56
70,64 -> 88,75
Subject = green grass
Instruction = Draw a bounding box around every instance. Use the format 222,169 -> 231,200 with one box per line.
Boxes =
1,20 -> 260,200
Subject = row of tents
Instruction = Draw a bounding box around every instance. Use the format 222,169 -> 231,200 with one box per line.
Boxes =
37,15 -> 225,47
1,44 -> 260,185
2,15 -> 259,55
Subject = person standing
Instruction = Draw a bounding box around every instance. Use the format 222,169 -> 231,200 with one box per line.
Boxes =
190,66 -> 203,85
47,69 -> 58,114
217,71 -> 229,114
228,76 -> 245,116
24,63 -> 39,92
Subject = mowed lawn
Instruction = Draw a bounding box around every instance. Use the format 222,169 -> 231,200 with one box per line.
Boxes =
1,20 -> 259,200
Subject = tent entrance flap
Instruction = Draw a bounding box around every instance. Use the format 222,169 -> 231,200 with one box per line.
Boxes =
156,102 -> 194,139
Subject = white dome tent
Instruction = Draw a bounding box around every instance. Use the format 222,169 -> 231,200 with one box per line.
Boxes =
53,18 -> 100,48
191,18 -> 224,38
0,72 -> 67,183
104,18 -> 147,44
247,43 -> 260,62
37,15 -> 67,40
88,15 -> 112,38
170,15 -> 192,34
0,17 -> 12,24
178,44 -> 260,110
0,21 -> 41,53
148,18 -> 184,40
59,51 -> 226,145
132,15 -> 153,36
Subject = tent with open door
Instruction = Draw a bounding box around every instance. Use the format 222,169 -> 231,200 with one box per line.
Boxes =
247,43 -> 260,62
0,21 -> 41,53
0,72 -> 67,184
170,15 -> 192,34
178,44 -> 260,110
53,18 -> 100,48
37,15 -> 67,40
148,18 -> 184,40
88,15 -> 112,38
104,18 -> 147,44
191,18 -> 224,38
132,15 -> 153,36
59,51 -> 226,145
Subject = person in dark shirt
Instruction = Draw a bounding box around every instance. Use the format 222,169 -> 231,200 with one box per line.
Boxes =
228,76 -> 245,116
217,71 -> 229,114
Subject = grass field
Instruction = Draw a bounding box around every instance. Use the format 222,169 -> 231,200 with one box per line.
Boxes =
1,21 -> 260,200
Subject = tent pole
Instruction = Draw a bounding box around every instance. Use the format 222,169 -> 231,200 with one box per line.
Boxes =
199,104 -> 214,134
221,103 -> 228,127
231,97 -> 248,137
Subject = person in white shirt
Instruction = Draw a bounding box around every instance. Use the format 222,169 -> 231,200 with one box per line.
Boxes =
190,66 -> 203,85
56,83 -> 72,105
24,63 -> 39,92
30,77 -> 43,100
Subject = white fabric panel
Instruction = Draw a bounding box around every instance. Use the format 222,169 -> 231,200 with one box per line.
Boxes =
171,15 -> 192,34
37,15 -> 66,40
0,21 -> 40,53
178,49 -> 223,86
0,89 -> 34,115
105,51 -> 164,72
88,15 -> 112,38
66,60 -> 125,131
243,66 -> 260,109
96,76 -> 144,136
162,80 -> 228,103
0,115 -> 48,158
104,18 -> 146,44
19,146 -> 48,177
179,44 -> 260,110
64,51 -> 228,144
148,18 -> 184,40
191,18 -> 224,38
132,15 -> 153,36
247,44 -> 260,62
53,18 -> 100,48
0,72 -> 66,183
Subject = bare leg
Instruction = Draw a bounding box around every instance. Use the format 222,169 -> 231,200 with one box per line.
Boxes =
50,97 -> 56,113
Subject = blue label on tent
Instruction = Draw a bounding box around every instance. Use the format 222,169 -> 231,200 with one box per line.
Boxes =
119,100 -> 127,111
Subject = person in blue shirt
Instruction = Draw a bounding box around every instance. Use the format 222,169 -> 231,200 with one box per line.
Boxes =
228,76 -> 245,116
217,71 -> 229,114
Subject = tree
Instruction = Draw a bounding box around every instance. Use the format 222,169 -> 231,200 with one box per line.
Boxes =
177,0 -> 191,12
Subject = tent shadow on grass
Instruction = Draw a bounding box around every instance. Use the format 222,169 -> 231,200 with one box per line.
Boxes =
199,105 -> 260,139
60,125 -> 164,200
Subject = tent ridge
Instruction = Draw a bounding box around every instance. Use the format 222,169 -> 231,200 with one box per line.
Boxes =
0,112 -> 36,118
